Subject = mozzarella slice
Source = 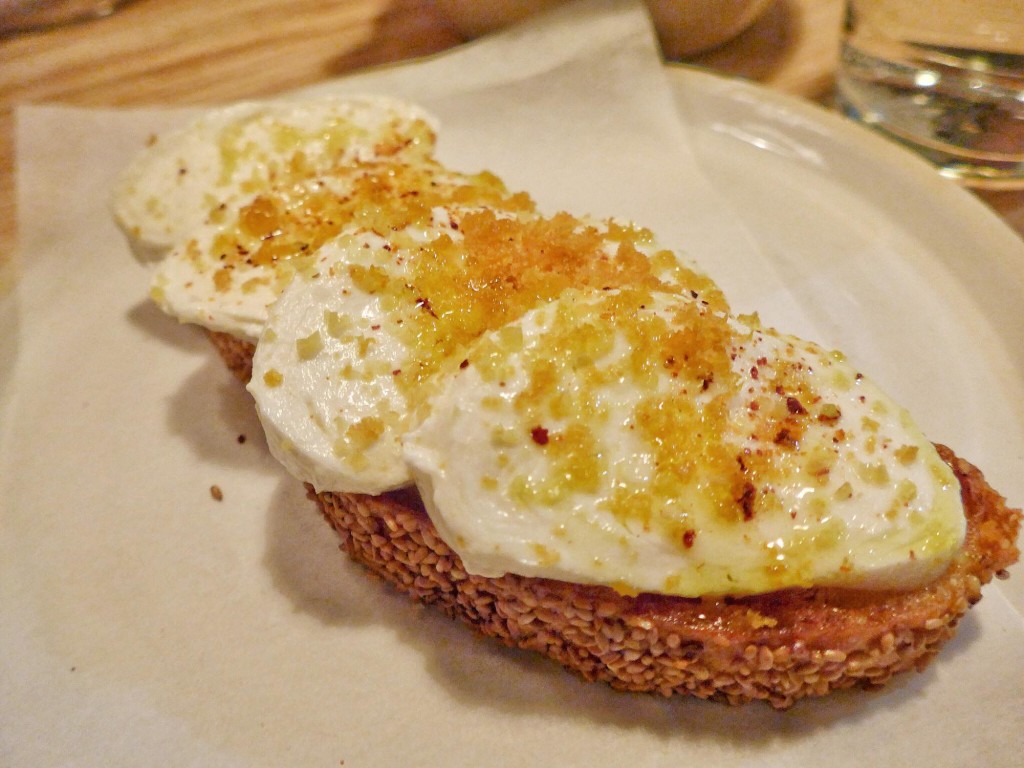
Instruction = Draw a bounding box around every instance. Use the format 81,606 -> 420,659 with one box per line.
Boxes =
403,288 -> 966,597
112,95 -> 439,263
149,161 -> 523,341
249,226 -> 422,495
249,210 -> 724,495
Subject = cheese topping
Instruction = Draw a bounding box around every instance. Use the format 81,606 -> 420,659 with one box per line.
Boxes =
122,96 -> 971,600
112,96 -> 440,263
149,161 -> 528,341
249,210 -> 723,495
248,216 -> 453,495
403,288 -> 966,596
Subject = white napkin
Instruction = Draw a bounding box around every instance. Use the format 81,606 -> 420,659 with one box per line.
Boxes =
3,1 -> 1021,766
292,0 -> 763,270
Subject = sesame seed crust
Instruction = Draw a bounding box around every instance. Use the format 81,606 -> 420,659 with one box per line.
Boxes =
312,445 -> 1019,708
206,330 -> 255,383
203,327 -> 1021,706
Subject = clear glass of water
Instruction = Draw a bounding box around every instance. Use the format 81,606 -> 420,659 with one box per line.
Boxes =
836,0 -> 1024,189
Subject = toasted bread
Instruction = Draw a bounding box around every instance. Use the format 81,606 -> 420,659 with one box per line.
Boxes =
207,330 -> 255,383
312,444 -> 1019,708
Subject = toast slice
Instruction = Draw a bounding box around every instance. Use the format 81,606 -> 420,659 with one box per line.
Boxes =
312,444 -> 1019,708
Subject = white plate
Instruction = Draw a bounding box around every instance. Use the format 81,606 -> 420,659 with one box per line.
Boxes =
3,62 -> 1023,768
670,65 -> 1024,548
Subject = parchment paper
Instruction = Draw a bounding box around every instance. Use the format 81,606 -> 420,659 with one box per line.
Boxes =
2,1 -> 1022,766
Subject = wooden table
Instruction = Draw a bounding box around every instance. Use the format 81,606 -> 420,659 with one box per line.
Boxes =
2,0 -> 1021,268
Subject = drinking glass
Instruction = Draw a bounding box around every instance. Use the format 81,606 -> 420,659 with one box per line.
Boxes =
836,0 -> 1024,189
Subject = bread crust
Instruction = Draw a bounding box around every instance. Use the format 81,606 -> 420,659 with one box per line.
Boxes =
206,330 -> 255,383
204,328 -> 1021,705
313,445 -> 1020,708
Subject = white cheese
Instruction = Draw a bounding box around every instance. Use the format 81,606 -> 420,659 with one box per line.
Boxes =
112,95 -> 439,263
403,288 -> 966,597
148,162 -> 508,341
248,210 -> 466,495
249,211 -> 712,495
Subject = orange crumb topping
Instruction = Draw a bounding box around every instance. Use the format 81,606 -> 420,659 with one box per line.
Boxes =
207,161 -> 534,290
364,209 -> 727,401
485,289 -> 845,567
215,113 -> 437,189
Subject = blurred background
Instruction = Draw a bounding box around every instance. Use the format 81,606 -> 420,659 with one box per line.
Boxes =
1,0 -> 1020,265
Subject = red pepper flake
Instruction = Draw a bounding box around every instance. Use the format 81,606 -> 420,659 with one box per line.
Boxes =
370,324 -> 381,331
749,366 -> 759,380
737,482 -> 756,521
415,297 -> 437,317
237,434 -> 247,444
774,428 -> 795,446
530,426 -> 550,445
786,396 -> 807,415
459,359 -> 470,369
392,369 -> 401,376
682,529 -> 697,548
